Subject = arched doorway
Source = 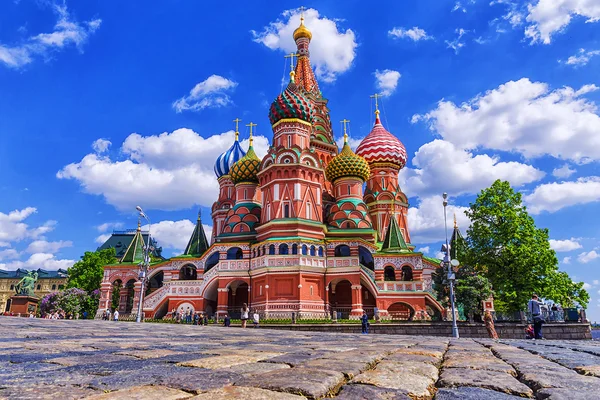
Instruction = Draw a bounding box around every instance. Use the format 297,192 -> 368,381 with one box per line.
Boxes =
328,279 -> 353,319
401,265 -> 413,281
204,252 -> 219,272
334,244 -> 351,257
388,302 -> 415,321
358,246 -> 374,270
146,271 -> 164,295
202,278 -> 218,317
125,279 -> 136,314
179,265 -> 197,280
384,266 -> 396,281
227,281 -> 249,319
111,279 -> 122,311
227,247 -> 243,259
361,280 -> 377,318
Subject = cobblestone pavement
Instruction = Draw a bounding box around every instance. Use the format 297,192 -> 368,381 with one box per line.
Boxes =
1,318 -> 599,399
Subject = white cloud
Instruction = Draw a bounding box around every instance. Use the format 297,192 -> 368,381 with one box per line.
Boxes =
57,128 -> 269,211
142,220 -> 213,252
407,195 -> 470,243
412,78 -> 600,164
335,135 -> 364,151
562,256 -> 571,264
95,233 -> 111,245
97,222 -> 124,232
0,3 -> 101,69
374,69 -> 401,97
524,177 -> 600,214
578,250 -> 600,264
552,164 -> 576,178
0,249 -> 20,261
594,280 -> 599,285
388,27 -> 433,41
92,139 -> 111,153
172,75 -> 238,113
445,28 -> 469,54
549,238 -> 582,252
417,246 -> 430,254
25,240 -> 72,254
452,2 -> 467,13
583,282 -> 593,290
251,8 -> 357,83
525,0 -> 600,44
399,139 -> 544,198
0,207 -> 56,243
0,253 -> 75,271
563,48 -> 600,66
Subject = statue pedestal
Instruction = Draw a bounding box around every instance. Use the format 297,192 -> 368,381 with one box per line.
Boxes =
9,296 -> 39,316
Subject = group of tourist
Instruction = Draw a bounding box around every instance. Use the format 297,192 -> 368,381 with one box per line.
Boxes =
101,309 -> 118,321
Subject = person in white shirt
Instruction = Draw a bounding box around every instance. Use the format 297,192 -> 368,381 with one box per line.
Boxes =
241,303 -> 249,328
113,309 -> 119,322
252,312 -> 260,328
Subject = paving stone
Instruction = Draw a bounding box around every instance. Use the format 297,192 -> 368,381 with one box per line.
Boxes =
298,358 -> 368,378
336,384 -> 410,399
225,361 -> 290,376
438,368 -> 533,397
574,364 -> 600,377
154,369 -> 242,394
435,387 -> 526,399
189,386 -> 305,399
385,352 -> 442,366
85,384 -> 193,399
0,385 -> 98,400
443,356 -> 516,375
518,368 -> 600,392
352,368 -> 434,398
236,367 -> 345,398
536,387 -> 600,400
376,360 -> 439,380
114,349 -> 183,359
178,353 -> 281,369
259,351 -> 328,366
43,354 -> 134,366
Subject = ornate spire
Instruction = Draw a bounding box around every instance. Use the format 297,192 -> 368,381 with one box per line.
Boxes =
381,214 -> 409,253
453,213 -> 458,229
370,93 -> 382,125
293,8 -> 312,41
184,210 -> 210,257
121,228 -> 145,263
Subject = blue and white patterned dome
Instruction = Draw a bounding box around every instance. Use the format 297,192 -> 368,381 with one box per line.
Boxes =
214,138 -> 246,178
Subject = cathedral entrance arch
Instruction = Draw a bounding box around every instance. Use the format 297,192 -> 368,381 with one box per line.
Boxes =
388,302 -> 415,321
227,280 -> 249,319
328,279 -> 353,319
202,278 -> 218,317
124,279 -> 136,314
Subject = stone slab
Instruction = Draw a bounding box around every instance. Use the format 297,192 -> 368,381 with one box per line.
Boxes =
336,384 -> 410,399
189,386 -> 305,399
435,387 -> 527,399
438,367 -> 533,397
86,385 -> 193,399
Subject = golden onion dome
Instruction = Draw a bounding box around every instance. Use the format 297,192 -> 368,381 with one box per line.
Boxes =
293,16 -> 312,41
230,136 -> 261,185
325,134 -> 371,183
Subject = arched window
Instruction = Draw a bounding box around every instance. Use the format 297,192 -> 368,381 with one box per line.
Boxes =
310,286 -> 314,296
266,203 -> 271,221
384,266 -> 396,281
279,243 -> 289,255
292,244 -> 298,255
301,245 -> 308,255
284,203 -> 290,218
318,246 -> 324,257
51,284 -> 56,290
359,246 -> 374,271
381,177 -> 385,189
262,246 -> 266,256
288,135 -> 291,148
244,189 -> 248,199
310,245 -> 316,256
36,284 -> 41,290
227,247 -> 243,260
306,203 -> 311,219
402,265 -> 413,281
348,185 -> 351,195
180,265 -> 197,280
205,252 -> 220,272
269,244 -> 276,255
334,244 -> 351,257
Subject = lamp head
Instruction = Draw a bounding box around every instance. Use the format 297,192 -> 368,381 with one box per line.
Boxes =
442,192 -> 448,200
136,206 -> 143,212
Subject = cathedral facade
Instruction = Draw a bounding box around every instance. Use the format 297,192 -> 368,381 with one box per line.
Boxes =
97,17 -> 444,321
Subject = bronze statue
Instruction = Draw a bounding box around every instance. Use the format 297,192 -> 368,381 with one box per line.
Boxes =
15,271 -> 38,297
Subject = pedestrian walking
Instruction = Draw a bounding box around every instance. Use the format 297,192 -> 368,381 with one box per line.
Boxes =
484,310 -> 498,339
361,311 -> 369,334
528,294 -> 545,339
252,311 -> 260,328
113,309 -> 119,322
193,313 -> 199,325
241,303 -> 249,328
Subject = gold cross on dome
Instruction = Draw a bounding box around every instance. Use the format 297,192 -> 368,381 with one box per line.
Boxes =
246,122 -> 257,146
340,119 -> 350,142
370,93 -> 382,113
299,6 -> 305,19
233,118 -> 241,140
284,52 -> 299,70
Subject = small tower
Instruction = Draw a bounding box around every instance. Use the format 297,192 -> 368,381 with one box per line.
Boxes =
120,219 -> 145,263
184,210 -> 210,256
211,119 -> 246,241
356,95 -> 410,243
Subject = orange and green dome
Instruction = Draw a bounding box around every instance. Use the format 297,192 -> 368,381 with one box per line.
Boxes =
325,136 -> 370,183
269,81 -> 315,125
230,139 -> 261,184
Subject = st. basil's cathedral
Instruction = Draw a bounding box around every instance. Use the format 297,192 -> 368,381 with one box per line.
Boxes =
97,16 -> 446,321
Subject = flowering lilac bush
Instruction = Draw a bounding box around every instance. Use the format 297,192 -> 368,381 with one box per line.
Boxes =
39,288 -> 99,317
40,292 -> 60,316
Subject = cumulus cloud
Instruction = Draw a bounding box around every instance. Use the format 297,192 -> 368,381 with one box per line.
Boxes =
552,164 -> 576,178
95,233 -> 111,245
0,253 -> 75,271
578,250 -> 599,264
398,140 -> 544,198
563,48 -> 600,66
562,256 -> 571,264
388,27 -> 433,41
407,195 -> 470,243
524,177 -> 600,214
141,220 -> 212,252
525,0 -> 600,44
57,128 -> 269,211
97,222 -> 124,232
374,69 -> 401,97
92,139 -> 111,153
549,238 -> 582,252
0,3 -> 101,69
412,78 -> 600,164
0,207 -> 56,243
251,8 -> 357,82
25,240 -> 72,254
417,246 -> 430,254
172,75 -> 238,113
0,249 -> 20,261
335,135 -> 364,152
445,28 -> 469,54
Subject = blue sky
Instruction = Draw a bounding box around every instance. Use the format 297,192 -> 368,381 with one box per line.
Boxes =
1,0 -> 599,320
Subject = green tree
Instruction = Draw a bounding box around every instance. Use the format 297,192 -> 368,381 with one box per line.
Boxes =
465,180 -> 589,312
111,280 -> 122,311
67,248 -> 117,293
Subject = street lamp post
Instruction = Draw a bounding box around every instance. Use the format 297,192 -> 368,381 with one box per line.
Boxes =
135,206 -> 151,323
442,193 -> 460,339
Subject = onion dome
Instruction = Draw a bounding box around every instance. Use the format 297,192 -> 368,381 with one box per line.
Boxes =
325,134 -> 370,183
356,111 -> 407,169
214,131 -> 246,178
230,134 -> 261,184
293,15 -> 312,41
269,77 -> 315,125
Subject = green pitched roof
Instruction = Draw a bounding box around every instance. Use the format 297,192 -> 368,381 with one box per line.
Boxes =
184,211 -> 210,256
381,215 -> 410,253
120,225 -> 146,263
